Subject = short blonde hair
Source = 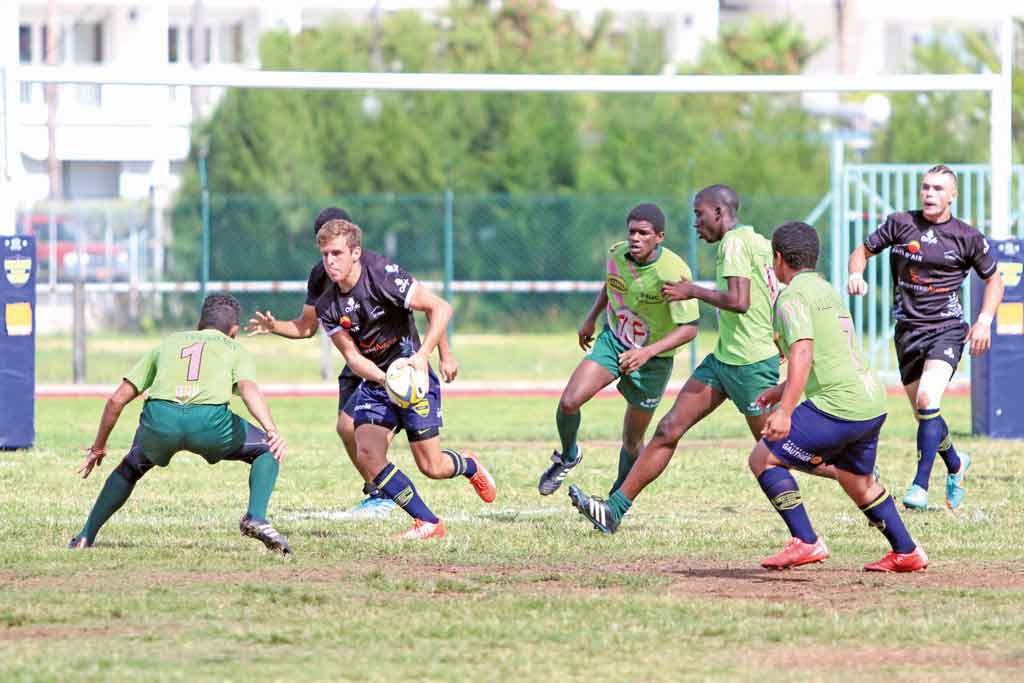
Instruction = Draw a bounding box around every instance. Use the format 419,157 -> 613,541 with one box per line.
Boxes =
316,219 -> 362,250
924,164 -> 958,187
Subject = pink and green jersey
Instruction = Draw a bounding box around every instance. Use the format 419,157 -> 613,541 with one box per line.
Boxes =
124,329 -> 257,405
604,242 -> 699,358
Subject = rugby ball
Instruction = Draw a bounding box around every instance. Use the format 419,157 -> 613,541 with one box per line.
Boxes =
385,359 -> 429,409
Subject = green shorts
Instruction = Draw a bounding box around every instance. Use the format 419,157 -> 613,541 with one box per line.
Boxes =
134,399 -> 249,467
691,353 -> 780,417
585,328 -> 674,411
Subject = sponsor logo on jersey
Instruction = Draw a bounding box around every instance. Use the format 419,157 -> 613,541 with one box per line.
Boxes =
343,297 -> 361,314
385,263 -> 400,273
921,229 -> 938,245
943,250 -> 959,261
341,316 -> 352,329
394,278 -> 410,293
906,240 -> 921,254
944,347 -> 955,360
411,400 -> 430,417
607,274 -> 628,294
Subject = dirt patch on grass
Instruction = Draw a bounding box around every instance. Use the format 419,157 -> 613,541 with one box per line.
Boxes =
760,645 -> 1024,672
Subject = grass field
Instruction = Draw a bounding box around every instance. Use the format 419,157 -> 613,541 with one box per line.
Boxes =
3,392 -> 1023,682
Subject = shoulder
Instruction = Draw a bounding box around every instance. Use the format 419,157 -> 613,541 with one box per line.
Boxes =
885,211 -> 916,228
950,217 -> 983,238
608,241 -> 627,255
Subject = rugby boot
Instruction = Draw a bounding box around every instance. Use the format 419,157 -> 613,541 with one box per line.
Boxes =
239,513 -> 293,556
68,536 -> 91,549
568,484 -> 620,534
394,518 -> 446,540
464,451 -> 497,503
760,536 -> 830,570
345,484 -> 397,519
864,545 -> 929,573
945,452 -> 971,510
538,446 -> 583,496
901,484 -> 929,510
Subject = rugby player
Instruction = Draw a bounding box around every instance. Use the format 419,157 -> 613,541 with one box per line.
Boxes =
848,165 -> 1004,510
247,207 -> 459,519
536,203 -> 699,498
70,294 -> 292,555
752,222 -> 927,572
315,219 -> 495,540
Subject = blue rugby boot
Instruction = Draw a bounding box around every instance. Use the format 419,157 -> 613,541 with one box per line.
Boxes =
538,446 -> 582,496
902,484 -> 929,511
345,485 -> 397,519
568,484 -> 620,534
945,452 -> 971,510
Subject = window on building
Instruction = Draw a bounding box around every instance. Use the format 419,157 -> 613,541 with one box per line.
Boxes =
186,26 -> 212,64
72,22 -> 103,63
168,26 -> 180,63
19,24 -> 32,63
41,25 -> 64,64
219,23 -> 245,63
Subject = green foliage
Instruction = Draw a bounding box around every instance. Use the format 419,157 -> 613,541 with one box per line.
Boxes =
871,19 -> 1024,164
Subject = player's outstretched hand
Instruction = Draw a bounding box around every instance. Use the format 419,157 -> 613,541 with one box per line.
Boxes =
246,311 -> 277,336
439,354 -> 459,383
662,278 -> 695,301
761,409 -> 791,442
78,446 -> 107,479
965,321 -> 992,356
265,430 -> 287,463
578,318 -> 596,351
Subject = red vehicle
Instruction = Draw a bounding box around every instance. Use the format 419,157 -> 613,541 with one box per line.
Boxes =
16,213 -> 130,282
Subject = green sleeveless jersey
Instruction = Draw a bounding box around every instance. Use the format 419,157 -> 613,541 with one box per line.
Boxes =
604,242 -> 699,358
774,271 -> 887,421
124,329 -> 256,405
714,225 -> 779,366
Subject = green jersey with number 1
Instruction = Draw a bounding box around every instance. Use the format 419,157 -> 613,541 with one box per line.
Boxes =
604,242 -> 700,358
774,271 -> 886,421
714,225 -> 779,366
124,329 -> 257,405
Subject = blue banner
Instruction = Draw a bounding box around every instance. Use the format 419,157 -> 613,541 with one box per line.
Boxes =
972,239 -> 1024,438
1,234 -> 36,449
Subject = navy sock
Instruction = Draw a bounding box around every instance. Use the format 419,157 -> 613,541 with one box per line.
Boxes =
860,489 -> 916,554
609,447 -> 636,495
913,409 -> 944,490
555,408 -> 581,462
443,449 -> 478,478
373,464 -> 439,523
937,427 -> 961,475
757,468 -> 817,544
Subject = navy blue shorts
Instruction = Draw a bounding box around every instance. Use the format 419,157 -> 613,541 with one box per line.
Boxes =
338,367 -> 360,414
350,367 -> 443,442
764,401 -> 887,475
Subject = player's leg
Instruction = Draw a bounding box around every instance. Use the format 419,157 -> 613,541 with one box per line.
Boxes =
568,376 -> 725,533
71,442 -> 156,548
539,341 -> 618,494
337,371 -> 397,518
608,403 -> 656,495
826,420 -> 927,572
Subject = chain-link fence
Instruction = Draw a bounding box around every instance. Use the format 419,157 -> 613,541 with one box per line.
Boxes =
18,191 -> 826,336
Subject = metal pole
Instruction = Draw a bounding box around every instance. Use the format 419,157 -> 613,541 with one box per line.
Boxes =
443,188 -> 454,339
830,132 -> 845,293
72,226 -> 86,383
199,142 -> 210,304
990,15 -> 1014,239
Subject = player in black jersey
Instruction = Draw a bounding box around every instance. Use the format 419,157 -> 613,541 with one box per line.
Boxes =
848,165 -> 1004,511
315,218 -> 496,540
246,207 -> 459,519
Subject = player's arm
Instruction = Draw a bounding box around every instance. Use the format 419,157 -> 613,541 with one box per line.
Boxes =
761,338 -> 812,441
247,304 -> 319,339
618,321 -> 698,374
79,380 -> 141,478
846,245 -> 875,295
579,288 -> 608,350
235,380 -> 287,462
433,321 -> 459,383
664,276 -> 749,313
328,328 -> 387,384
966,271 -> 1005,356
407,286 -> 453,374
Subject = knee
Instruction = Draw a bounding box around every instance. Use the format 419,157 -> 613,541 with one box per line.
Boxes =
622,436 -> 644,458
558,393 -> 582,415
915,391 -> 932,412
748,445 -> 768,476
336,415 -> 354,441
114,450 -> 154,484
652,417 -> 684,449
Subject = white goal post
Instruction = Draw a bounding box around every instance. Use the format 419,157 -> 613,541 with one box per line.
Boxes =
0,16 -> 1014,240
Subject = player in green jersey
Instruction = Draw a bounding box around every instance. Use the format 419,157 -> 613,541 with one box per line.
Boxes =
69,294 -> 292,556
538,203 -> 699,497
750,222 -> 926,572
568,186 -> 834,533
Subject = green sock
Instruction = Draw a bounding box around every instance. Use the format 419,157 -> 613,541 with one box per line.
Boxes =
608,490 -> 633,521
247,452 -> 279,520
555,408 -> 581,461
609,447 -> 636,495
80,470 -> 135,545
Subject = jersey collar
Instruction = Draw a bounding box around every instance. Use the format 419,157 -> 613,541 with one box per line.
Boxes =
626,245 -> 662,266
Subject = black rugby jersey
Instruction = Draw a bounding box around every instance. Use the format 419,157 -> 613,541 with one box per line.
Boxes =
315,250 -> 421,371
864,211 -> 997,326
